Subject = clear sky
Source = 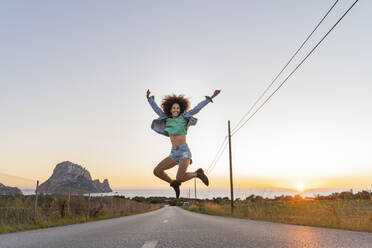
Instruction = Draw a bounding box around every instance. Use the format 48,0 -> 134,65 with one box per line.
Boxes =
1,0 -> 371,192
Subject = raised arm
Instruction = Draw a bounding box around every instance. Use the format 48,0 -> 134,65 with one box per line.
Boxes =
147,89 -> 167,118
186,90 -> 221,116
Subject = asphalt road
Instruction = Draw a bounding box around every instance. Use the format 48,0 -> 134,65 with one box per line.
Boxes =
1,206 -> 372,248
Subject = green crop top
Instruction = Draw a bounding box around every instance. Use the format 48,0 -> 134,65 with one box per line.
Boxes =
164,115 -> 188,135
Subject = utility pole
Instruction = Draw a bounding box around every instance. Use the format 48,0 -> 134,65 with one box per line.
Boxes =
228,120 -> 234,215
87,193 -> 91,220
34,180 -> 39,219
67,189 -> 71,217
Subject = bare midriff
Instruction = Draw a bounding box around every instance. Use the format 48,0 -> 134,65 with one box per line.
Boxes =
169,134 -> 187,147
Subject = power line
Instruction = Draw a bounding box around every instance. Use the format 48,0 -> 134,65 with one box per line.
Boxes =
205,0 -> 359,177
206,0 -> 341,177
231,0 -> 340,134
206,136 -> 228,175
206,142 -> 228,176
206,136 -> 228,174
231,0 -> 359,137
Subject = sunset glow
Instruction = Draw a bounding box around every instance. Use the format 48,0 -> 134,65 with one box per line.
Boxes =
296,183 -> 304,192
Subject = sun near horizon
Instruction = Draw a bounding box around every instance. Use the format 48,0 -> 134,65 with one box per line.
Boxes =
296,183 -> 304,192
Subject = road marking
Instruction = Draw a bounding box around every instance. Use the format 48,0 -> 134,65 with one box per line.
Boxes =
141,240 -> 158,248
163,219 -> 168,223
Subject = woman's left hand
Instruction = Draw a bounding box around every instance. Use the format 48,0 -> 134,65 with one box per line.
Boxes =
211,90 -> 221,99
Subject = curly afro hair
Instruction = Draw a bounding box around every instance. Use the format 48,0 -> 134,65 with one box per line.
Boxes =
161,94 -> 191,117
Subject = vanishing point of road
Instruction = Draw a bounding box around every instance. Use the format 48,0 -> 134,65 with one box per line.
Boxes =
1,206 -> 372,248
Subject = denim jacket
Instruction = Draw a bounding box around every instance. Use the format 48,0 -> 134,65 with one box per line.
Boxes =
148,95 -> 213,137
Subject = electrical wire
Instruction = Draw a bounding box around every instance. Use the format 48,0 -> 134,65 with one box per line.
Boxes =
206,136 -> 228,175
231,0 -> 340,134
231,0 -> 359,136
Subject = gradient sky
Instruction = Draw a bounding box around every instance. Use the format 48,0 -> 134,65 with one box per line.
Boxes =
1,0 -> 371,191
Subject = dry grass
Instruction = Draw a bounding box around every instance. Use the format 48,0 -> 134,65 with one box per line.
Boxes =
0,194 -> 162,234
184,198 -> 372,232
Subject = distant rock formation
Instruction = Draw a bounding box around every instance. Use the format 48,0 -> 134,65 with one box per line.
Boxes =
38,161 -> 112,194
0,183 -> 23,195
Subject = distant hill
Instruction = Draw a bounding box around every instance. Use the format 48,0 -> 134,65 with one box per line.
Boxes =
38,161 -> 112,194
0,182 -> 23,195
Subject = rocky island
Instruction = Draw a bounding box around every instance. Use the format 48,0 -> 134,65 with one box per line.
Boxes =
0,183 -> 23,195
38,161 -> 112,194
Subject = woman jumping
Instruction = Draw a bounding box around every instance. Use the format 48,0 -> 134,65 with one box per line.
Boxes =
147,89 -> 221,198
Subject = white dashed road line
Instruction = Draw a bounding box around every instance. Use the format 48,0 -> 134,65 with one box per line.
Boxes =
141,240 -> 158,248
163,219 -> 168,223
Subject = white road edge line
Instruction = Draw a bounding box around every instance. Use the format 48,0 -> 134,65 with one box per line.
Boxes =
141,240 -> 158,248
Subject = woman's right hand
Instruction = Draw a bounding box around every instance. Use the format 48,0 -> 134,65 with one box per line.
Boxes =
211,90 -> 221,99
146,89 -> 151,99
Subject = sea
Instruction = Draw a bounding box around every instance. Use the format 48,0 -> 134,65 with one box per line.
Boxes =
20,187 -> 370,199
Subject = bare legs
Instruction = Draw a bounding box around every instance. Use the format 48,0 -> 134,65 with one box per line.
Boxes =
153,157 -> 197,184
176,158 -> 197,183
153,157 -> 177,184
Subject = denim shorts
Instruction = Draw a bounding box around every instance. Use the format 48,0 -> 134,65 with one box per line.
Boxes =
169,144 -> 192,163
